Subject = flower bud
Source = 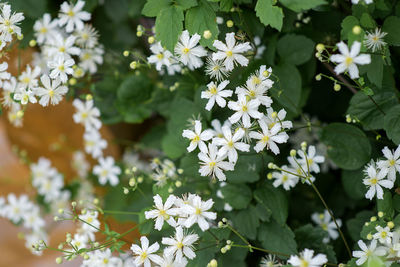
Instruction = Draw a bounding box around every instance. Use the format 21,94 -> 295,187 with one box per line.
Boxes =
352,25 -> 362,35
334,83 -> 341,91
148,36 -> 155,44
316,43 -> 325,52
226,20 -> 234,28
123,50 -> 129,57
203,30 -> 212,39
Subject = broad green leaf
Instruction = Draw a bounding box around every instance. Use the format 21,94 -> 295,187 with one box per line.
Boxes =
180,153 -> 202,179
384,105 -> 400,145
393,195 -> 400,213
12,0 -> 47,18
176,0 -> 198,10
346,91 -> 398,130
346,210 -> 374,241
155,6 -> 184,52
366,55 -> 384,88
341,168 -> 367,200
382,16 -> 400,46
185,0 -> 219,48
232,205 -> 260,239
225,154 -> 263,183
220,184 -> 252,209
320,123 -> 371,170
271,63 -> 302,114
142,0 -> 171,17
377,191 -> 394,218
258,220 -> 297,256
104,0 -> 129,22
280,0 -> 327,12
254,183 -> 288,225
255,0 -> 284,31
277,34 -> 315,65
220,0 -> 233,11
360,13 -> 375,29
341,16 -> 364,45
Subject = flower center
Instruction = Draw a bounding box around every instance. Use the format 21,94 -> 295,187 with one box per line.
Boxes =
22,77 -> 30,84
40,27 -> 47,33
195,207 -> 202,215
252,76 -> 261,85
300,259 -> 309,267
390,159 -> 396,166
67,10 -> 75,17
192,135 -> 200,142
209,161 -> 216,168
307,158 -> 313,165
101,169 -> 109,177
282,175 -> 288,182
209,86 -> 217,95
249,90 -> 256,97
176,242 -> 184,249
140,251 -> 147,261
226,50 -> 233,57
103,258 -> 109,264
59,46 -> 66,53
345,56 -> 353,66
242,105 -> 248,112
227,140 -> 234,148
157,53 -> 164,59
49,89 -> 54,97
182,47 -> 190,54
58,65 -> 65,71
262,135 -> 270,143
381,231 -> 387,238
370,178 -> 377,185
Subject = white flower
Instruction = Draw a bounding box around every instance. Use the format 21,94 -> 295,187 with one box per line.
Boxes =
330,41 -> 371,79
36,173 -> 64,203
352,240 -> 386,266
4,194 -> 33,223
182,195 -> 216,231
13,87 -> 37,105
174,30 -> 207,69
351,0 -> 374,4
35,75 -> 68,106
377,146 -> 400,182
228,94 -> 262,128
79,47 -> 104,74
210,119 -> 231,138
47,34 -> 81,58
148,42 -> 173,71
198,143 -> 234,181
83,129 -> 107,159
363,164 -> 392,200
131,236 -> 163,267
73,99 -> 102,130
248,65 -> 274,88
22,207 -> 45,232
264,108 -> 293,130
33,13 -> 58,44
272,166 -> 299,191
93,156 -> 121,186
48,54 -> 75,83
373,226 -> 393,245
83,248 -> 122,267
0,4 -> 24,42
213,126 -> 249,163
72,151 -> 90,178
287,156 -> 315,184
364,28 -> 387,52
159,253 -> 188,267
79,211 -> 100,233
1,76 -> 17,108
201,80 -> 233,111
182,120 -> 213,152
58,0 -> 91,33
288,249 -> 328,267
7,103 -> 23,127
311,210 -> 342,243
235,78 -> 272,107
19,65 -> 41,89
145,194 -> 178,230
74,24 -> 99,48
162,226 -> 199,262
297,145 -> 325,174
0,62 -> 10,85
205,57 -> 230,81
212,32 -> 252,71
249,119 -> 289,154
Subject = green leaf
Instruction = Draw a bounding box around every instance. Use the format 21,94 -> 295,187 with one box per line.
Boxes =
258,220 -> 297,256
377,191 -> 394,218
366,55 -> 384,88
185,0 -> 219,48
220,184 -> 252,209
142,0 -> 171,17
320,123 -> 371,170
360,13 -> 376,29
346,91 -> 398,130
271,63 -> 302,114
341,16 -> 364,45
225,154 -> 263,183
104,0 -> 129,22
232,205 -> 260,239
277,34 -> 315,65
176,0 -> 198,10
255,0 -> 284,31
220,0 -> 233,11
382,16 -> 400,46
279,0 -> 326,12
341,168 -> 367,200
155,6 -> 184,51
346,210 -> 374,241
384,105 -> 400,145
254,183 -> 288,225
12,0 -> 47,18
393,195 -> 400,213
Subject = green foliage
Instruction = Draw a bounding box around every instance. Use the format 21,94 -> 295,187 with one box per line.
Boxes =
255,0 -> 284,31
258,220 -> 297,256
220,184 -> 252,209
321,123 -> 371,170
277,34 -> 315,66
384,105 -> 400,145
279,0 -> 327,12
232,205 -> 260,239
12,0 -> 47,18
341,168 -> 367,200
155,6 -> 184,52
382,16 -> 400,46
254,183 -> 288,225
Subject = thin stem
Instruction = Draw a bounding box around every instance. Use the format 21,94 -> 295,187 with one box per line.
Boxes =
231,244 -> 289,257
309,181 -> 352,259
226,224 -> 251,247
322,62 -> 357,94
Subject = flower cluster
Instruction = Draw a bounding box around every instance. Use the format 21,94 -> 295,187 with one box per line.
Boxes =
311,210 -> 342,243
363,146 -> 400,200
150,158 -> 182,187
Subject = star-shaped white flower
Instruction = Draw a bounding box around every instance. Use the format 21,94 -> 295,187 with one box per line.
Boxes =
148,42 -> 173,71
352,240 -> 386,266
288,249 -> 328,267
213,126 -> 249,163
145,194 -> 178,231
182,195 -> 216,231
201,80 -> 233,111
162,226 -> 199,263
83,129 -> 107,159
93,156 -> 121,186
72,98 -> 102,130
330,41 -> 371,79
131,236 -> 163,267
249,119 -> 288,154
182,120 -> 213,153
33,13 -> 58,44
35,75 -> 68,107
363,164 -> 392,200
174,30 -> 207,70
48,54 -> 75,83
377,146 -> 400,182
228,94 -> 262,128
297,145 -> 325,174
58,0 -> 91,33
272,166 -> 299,191
198,143 -> 234,181
373,226 -> 393,245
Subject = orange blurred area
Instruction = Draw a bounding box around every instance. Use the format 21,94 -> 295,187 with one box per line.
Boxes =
0,47 -> 139,266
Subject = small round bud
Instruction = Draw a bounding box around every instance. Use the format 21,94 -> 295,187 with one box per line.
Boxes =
271,111 -> 278,119
58,209 -> 64,214
263,70 -> 270,77
334,83 -> 341,91
226,240 -> 232,245
208,259 -> 218,267
29,39 -> 36,47
315,74 -> 322,81
301,141 -> 307,151
175,181 -> 182,187
16,110 -> 24,118
69,78 -> 77,86
148,36 -> 155,44
378,211 -> 384,218
388,221 -> 395,229
225,244 -> 231,250
136,31 -> 143,37
83,254 -> 89,260
93,198 -> 99,205
346,114 -> 352,123
290,149 -> 297,157
295,22 -> 301,28
137,176 -> 144,183
66,236 -> 72,243
365,222 -> 369,226
85,94 -> 93,101
221,247 -> 227,253
130,61 -> 137,70
17,34 -> 23,40
123,50 -> 129,57
129,178 -> 136,187
56,257 -> 63,264
267,173 -> 273,180
218,221 -> 223,228
222,218 -> 227,223
81,209 -> 87,215
58,244 -> 64,250
352,25 -> 362,35
203,30 -> 212,39
267,162 -> 275,169
226,20 -> 234,28
315,52 -> 321,58
177,168 -> 184,174
54,216 -> 59,221
168,187 -> 173,193
316,43 -> 325,52
370,216 -> 377,222
123,187 -> 129,194
367,233 -> 373,240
